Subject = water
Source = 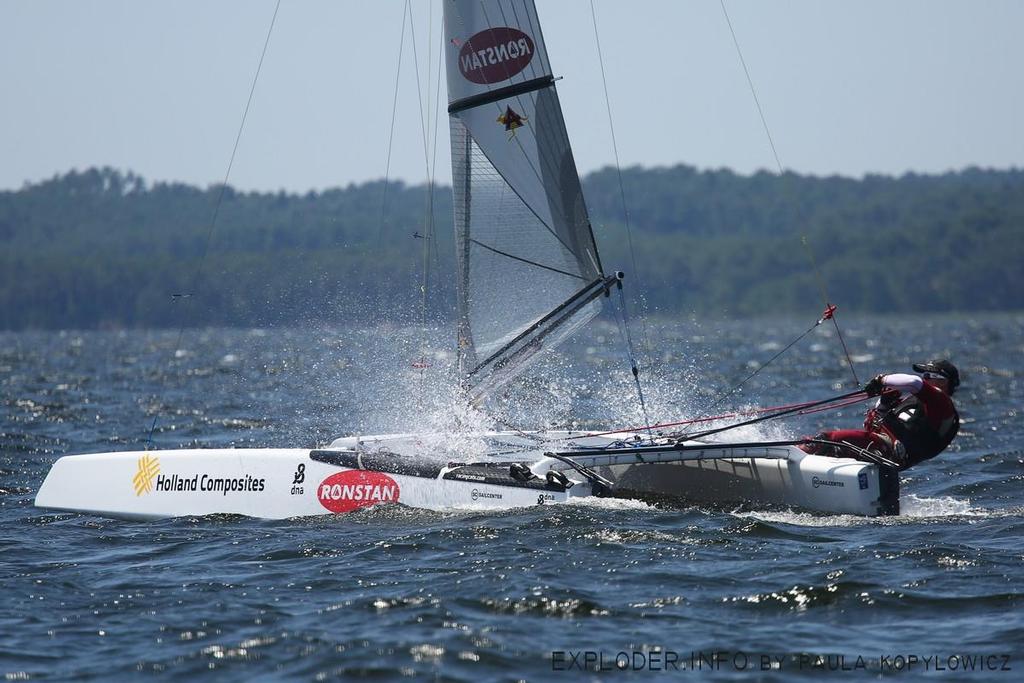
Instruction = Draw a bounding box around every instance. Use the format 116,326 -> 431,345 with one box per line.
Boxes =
2,314 -> 1023,679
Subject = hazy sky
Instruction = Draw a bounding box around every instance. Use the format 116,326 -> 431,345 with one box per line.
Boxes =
2,0 -> 1022,192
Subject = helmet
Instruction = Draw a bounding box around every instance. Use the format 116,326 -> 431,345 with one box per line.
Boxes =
912,359 -> 960,394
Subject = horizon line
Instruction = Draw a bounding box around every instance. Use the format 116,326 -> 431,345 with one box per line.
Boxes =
7,161 -> 1024,195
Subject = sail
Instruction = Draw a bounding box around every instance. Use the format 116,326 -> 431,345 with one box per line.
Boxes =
444,0 -> 613,400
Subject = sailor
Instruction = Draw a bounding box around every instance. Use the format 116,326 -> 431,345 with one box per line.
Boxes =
803,359 -> 961,470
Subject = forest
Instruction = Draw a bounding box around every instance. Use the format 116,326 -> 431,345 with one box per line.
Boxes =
1,164 -> 1021,330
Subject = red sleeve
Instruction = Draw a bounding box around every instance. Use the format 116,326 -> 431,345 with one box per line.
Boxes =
914,381 -> 957,428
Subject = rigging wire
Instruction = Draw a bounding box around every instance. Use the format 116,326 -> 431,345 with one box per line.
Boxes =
719,0 -> 783,175
482,392 -> 871,458
588,0 -> 652,358
428,19 -> 445,314
427,0 -> 434,148
613,282 -> 654,439
408,1 -> 432,175
698,305 -> 838,416
676,389 -> 866,442
372,0 -> 411,323
633,393 -> 871,439
407,0 -> 436,395
420,6 -> 447,371
145,0 -> 282,447
588,0 -> 656,439
719,0 -> 861,388
802,237 -> 861,387
406,1 -> 448,406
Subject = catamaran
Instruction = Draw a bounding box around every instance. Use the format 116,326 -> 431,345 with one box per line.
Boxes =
35,0 -> 900,520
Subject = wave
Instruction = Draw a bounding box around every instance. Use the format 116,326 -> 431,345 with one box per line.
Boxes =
729,493 -> 1002,527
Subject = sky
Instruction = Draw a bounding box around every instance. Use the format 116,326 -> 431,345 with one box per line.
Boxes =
2,0 -> 1022,193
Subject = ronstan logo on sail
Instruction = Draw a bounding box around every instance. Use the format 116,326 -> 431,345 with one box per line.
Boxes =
317,470 -> 401,513
458,27 -> 535,84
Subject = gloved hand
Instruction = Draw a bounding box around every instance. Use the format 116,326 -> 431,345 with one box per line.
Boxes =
864,374 -> 886,397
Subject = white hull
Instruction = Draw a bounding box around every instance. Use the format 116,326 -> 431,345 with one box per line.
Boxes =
35,431 -> 898,520
35,447 -> 594,521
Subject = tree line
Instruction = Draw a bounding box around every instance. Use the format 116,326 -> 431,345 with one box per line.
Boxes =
1,164 -> 1021,330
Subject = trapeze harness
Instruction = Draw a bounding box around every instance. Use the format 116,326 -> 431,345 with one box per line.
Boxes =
865,374 -> 960,469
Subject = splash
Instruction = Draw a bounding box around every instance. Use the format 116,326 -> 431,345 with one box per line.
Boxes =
566,496 -> 655,512
315,324 -> 496,435
731,493 -> 991,527
900,494 -> 982,518
308,318 -> 826,456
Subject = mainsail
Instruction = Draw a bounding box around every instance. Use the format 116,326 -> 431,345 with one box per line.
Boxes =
444,0 -> 615,401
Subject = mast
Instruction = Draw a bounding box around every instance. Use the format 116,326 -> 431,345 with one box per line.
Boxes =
454,115 -> 476,379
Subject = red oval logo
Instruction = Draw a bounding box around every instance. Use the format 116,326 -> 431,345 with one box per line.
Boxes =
317,470 -> 400,514
458,27 -> 535,84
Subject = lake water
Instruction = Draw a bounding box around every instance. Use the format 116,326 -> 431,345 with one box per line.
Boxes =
2,313 -> 1022,679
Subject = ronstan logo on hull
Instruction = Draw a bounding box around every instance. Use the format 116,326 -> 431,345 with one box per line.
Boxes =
318,470 -> 401,513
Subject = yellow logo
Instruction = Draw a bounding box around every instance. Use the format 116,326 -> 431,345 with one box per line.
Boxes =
133,454 -> 160,496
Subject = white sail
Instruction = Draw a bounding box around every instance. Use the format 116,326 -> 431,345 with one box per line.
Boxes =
444,0 -> 613,401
